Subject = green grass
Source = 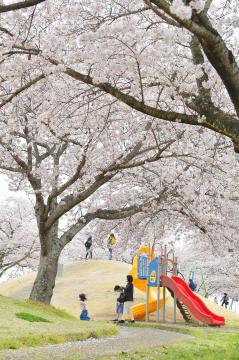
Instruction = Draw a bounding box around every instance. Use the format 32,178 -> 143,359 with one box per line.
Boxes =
16,312 -> 51,323
1,293 -> 239,359
122,324 -> 202,338
0,295 -> 117,351
97,324 -> 239,360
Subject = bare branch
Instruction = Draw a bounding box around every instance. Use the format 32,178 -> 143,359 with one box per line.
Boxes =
0,0 -> 45,13
0,74 -> 45,110
0,26 -> 14,37
46,148 -> 88,208
59,188 -> 168,248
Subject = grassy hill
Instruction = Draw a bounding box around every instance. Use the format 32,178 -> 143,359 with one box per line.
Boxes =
0,295 -> 116,351
0,260 -> 181,321
0,260 -> 238,327
0,260 -> 144,320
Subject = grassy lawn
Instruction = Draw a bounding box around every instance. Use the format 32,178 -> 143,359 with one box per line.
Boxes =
1,260 -> 239,328
0,295 -> 117,350
97,325 -> 239,360
1,261 -> 239,358
1,293 -> 238,359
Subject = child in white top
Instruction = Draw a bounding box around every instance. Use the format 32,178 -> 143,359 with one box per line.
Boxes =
79,293 -> 90,320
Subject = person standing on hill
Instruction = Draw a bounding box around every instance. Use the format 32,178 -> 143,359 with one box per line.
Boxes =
221,293 -> 229,308
107,233 -> 116,260
85,236 -> 93,260
118,275 -> 135,323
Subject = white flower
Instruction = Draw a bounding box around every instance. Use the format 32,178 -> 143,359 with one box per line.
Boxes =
202,80 -> 211,89
190,0 -> 205,13
198,115 -> 206,124
53,64 -> 66,73
170,0 -> 192,20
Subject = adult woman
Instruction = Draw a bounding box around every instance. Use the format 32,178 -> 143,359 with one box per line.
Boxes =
118,275 -> 135,323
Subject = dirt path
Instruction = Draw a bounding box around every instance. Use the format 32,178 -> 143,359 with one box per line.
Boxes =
0,327 -> 193,360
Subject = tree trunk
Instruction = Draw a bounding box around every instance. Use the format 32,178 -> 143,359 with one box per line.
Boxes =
31,196 -> 61,304
29,247 -> 60,304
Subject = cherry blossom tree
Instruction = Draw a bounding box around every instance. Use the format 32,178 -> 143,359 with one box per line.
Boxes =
0,64 -> 187,302
64,132 -> 239,287
1,1 -> 238,149
172,228 -> 239,298
0,0 -> 239,304
0,197 -> 39,278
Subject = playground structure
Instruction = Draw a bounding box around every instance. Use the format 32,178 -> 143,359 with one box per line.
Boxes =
129,246 -> 169,320
129,245 -> 225,326
189,269 -> 209,298
229,296 -> 239,312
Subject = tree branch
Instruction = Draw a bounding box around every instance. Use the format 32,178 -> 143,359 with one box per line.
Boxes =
0,74 -> 45,110
149,0 -> 239,121
46,144 -> 89,210
47,59 -> 239,148
0,0 -> 45,13
59,189 -> 168,248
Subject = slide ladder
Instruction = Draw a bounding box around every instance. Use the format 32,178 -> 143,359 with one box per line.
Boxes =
167,287 -> 192,322
177,301 -> 192,322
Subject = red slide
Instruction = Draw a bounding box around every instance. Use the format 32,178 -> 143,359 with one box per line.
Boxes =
161,275 -> 225,326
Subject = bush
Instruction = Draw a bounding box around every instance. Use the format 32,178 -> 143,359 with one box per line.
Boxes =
16,312 -> 51,323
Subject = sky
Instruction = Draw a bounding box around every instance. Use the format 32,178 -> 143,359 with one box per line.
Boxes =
0,175 -> 27,201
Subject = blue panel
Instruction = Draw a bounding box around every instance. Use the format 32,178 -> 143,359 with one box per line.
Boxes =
137,255 -> 147,279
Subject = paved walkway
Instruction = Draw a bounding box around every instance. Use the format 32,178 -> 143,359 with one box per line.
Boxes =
0,327 -> 193,360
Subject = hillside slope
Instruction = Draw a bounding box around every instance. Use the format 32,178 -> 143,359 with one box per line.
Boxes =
0,260 -> 140,319
0,295 -> 116,350
0,260 -> 238,326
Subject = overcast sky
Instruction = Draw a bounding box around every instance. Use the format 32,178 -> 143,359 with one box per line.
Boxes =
0,175 -> 27,201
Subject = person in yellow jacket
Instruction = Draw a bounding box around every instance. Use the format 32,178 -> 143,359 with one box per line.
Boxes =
107,233 -> 116,260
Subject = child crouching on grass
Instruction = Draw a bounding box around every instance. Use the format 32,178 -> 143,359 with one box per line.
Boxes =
113,285 -> 125,322
79,293 -> 91,321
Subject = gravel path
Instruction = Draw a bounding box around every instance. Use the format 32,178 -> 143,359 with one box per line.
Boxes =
0,327 -> 193,360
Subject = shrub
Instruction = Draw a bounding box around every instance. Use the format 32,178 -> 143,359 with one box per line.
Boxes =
16,312 -> 51,323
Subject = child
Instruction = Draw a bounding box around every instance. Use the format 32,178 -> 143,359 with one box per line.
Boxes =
113,285 -> 125,322
188,278 -> 197,292
79,293 -> 91,320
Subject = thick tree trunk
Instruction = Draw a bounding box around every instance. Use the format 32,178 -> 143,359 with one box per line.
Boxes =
31,194 -> 61,304
30,215 -> 61,304
29,247 -> 60,304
